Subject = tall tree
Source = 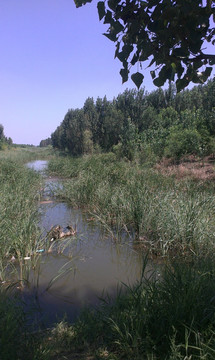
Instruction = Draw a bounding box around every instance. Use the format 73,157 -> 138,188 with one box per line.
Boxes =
0,124 -> 4,140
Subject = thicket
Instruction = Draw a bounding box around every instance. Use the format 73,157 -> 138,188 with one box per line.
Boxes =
50,79 -> 215,161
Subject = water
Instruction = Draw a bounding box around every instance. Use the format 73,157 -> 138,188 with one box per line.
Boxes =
25,160 -> 148,326
27,159 -> 47,174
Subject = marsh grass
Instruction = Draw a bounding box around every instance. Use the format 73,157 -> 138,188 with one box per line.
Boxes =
48,153 -> 215,256
1,149 -> 215,359
0,145 -> 54,164
0,158 -> 46,284
0,284 -> 52,360
52,254 -> 215,359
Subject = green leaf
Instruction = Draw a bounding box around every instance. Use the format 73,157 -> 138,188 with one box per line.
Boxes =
122,44 -> 134,59
108,0 -> 119,11
103,32 -> 117,41
172,47 -> 189,58
176,78 -> 189,92
131,53 -> 139,65
117,51 -> 125,62
97,1 -> 106,20
204,66 -> 213,77
193,60 -> 203,70
114,41 -> 120,58
209,57 -> 215,65
120,68 -> 129,83
112,20 -> 124,34
189,40 -> 203,54
153,66 -> 168,86
104,10 -> 113,24
74,0 -> 92,7
153,77 -> 165,87
131,72 -> 144,89
197,67 -> 213,83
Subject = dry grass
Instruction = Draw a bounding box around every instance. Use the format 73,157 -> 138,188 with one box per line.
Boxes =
155,155 -> 215,181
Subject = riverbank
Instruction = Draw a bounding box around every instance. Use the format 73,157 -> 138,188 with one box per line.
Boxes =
1,148 -> 215,359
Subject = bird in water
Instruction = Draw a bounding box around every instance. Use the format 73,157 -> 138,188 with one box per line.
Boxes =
49,224 -> 77,241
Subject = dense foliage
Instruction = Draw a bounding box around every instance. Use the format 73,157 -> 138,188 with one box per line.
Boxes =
51,79 -> 215,160
0,124 -> 13,150
75,0 -> 215,90
39,137 -> 52,147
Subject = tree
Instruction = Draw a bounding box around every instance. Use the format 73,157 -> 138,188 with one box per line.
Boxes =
39,138 -> 52,147
0,124 -> 4,140
74,0 -> 215,91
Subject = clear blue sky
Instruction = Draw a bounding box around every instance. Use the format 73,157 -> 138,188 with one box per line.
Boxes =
0,1 -> 214,145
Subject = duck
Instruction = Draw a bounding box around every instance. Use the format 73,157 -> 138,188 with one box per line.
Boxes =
49,224 -> 77,240
65,224 -> 77,236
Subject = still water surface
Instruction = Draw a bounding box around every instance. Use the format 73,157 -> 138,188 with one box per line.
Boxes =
26,160 -> 146,326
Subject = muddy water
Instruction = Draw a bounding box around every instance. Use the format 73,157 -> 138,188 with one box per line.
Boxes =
26,160 -> 148,326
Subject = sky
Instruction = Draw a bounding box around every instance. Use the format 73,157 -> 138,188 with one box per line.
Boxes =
0,1 -> 214,145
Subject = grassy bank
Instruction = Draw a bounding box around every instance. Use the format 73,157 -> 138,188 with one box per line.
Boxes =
0,157 -> 46,283
0,146 -> 56,283
1,148 -> 215,359
2,254 -> 215,359
48,153 -> 215,256
0,149 -> 54,358
0,145 -> 54,164
46,254 -> 215,359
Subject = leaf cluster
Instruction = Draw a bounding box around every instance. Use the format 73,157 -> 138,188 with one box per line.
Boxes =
75,0 -> 215,90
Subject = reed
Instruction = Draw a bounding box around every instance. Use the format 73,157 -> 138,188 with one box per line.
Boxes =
0,284 -> 51,360
0,146 -> 54,164
0,158 -> 45,284
57,254 -> 215,359
1,149 -> 214,359
48,153 -> 215,256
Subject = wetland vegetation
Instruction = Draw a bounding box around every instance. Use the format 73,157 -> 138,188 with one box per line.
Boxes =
1,145 -> 215,359
1,80 -> 215,359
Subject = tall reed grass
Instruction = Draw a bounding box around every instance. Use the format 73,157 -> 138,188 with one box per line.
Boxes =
0,158 -> 45,284
1,149 -> 215,359
48,254 -> 215,359
0,146 -> 54,164
48,153 -> 215,255
0,152 -> 53,359
0,284 -> 52,360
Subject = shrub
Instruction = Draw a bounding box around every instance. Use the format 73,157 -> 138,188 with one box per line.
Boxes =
164,126 -> 202,160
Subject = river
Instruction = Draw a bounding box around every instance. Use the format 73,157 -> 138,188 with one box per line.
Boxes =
26,160 -> 149,327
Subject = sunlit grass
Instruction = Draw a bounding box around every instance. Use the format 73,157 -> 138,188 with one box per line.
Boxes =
0,158 -> 45,284
47,254 -> 215,359
48,153 -> 215,256
0,145 -> 55,164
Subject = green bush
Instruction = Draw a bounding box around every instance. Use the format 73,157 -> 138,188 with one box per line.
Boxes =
164,126 -> 202,160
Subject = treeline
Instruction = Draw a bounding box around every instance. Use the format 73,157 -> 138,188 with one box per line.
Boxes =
50,79 -> 215,161
39,137 -> 52,147
0,124 -> 13,150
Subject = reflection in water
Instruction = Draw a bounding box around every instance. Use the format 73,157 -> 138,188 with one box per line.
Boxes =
25,160 -> 150,326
